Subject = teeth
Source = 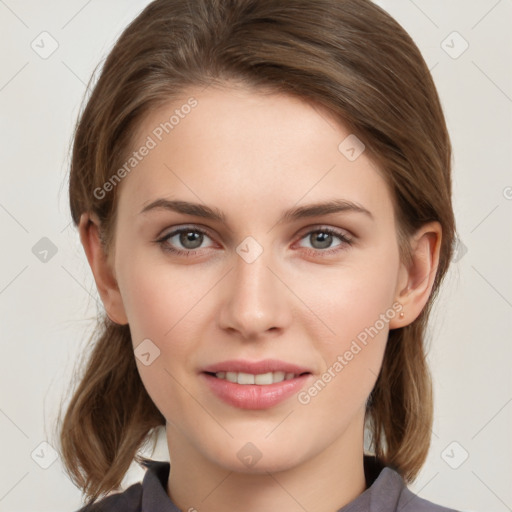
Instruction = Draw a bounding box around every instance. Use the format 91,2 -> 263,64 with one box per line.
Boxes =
255,372 -> 276,385
238,372 -> 255,384
215,371 -> 299,385
226,372 -> 238,383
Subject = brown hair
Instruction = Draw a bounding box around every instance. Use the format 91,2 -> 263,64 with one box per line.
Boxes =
57,0 -> 456,506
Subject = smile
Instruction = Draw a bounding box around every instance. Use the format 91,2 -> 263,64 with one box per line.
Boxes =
201,372 -> 313,410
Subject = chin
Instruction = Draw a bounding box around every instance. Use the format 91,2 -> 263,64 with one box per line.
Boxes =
205,438 -> 306,474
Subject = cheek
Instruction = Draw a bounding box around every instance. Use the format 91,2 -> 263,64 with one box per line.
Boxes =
296,248 -> 399,396
117,260 -> 207,420
304,252 -> 398,342
116,253 -> 212,390
116,244 -> 205,344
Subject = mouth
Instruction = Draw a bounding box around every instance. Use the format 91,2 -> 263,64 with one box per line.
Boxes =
199,360 -> 314,410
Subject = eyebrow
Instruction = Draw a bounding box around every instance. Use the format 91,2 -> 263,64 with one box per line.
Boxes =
139,198 -> 373,223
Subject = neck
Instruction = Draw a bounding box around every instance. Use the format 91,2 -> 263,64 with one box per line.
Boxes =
165,415 -> 367,512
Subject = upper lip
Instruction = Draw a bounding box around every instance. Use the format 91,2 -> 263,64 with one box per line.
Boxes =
201,359 -> 312,375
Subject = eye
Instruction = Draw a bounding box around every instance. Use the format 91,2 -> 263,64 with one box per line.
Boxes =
296,227 -> 353,256
155,225 -> 354,258
156,226 -> 215,256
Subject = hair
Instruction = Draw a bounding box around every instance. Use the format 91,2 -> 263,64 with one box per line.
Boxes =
57,0 -> 456,506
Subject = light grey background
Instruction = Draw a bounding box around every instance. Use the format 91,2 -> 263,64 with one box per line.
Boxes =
0,1 -> 511,511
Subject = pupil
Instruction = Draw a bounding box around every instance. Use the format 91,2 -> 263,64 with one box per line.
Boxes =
312,232 -> 331,249
181,231 -> 202,249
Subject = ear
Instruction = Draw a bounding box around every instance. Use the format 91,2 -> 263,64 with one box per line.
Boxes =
78,212 -> 128,325
389,221 -> 442,329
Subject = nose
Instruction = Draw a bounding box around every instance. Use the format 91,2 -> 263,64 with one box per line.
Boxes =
217,242 -> 292,340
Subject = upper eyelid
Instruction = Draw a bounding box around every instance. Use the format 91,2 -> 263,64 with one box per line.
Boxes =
158,224 -> 216,241
157,226 -> 218,251
297,225 -> 352,238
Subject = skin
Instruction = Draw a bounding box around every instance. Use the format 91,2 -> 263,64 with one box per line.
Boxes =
79,82 -> 441,512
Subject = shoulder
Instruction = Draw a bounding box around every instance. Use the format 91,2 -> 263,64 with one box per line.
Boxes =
74,482 -> 142,512
397,485 -> 461,512
363,458 -> 461,512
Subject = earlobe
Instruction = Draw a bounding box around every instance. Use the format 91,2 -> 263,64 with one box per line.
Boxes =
78,213 -> 128,325
389,222 -> 442,329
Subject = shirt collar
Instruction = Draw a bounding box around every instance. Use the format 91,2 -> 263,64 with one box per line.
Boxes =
140,455 -> 406,512
140,458 -> 179,512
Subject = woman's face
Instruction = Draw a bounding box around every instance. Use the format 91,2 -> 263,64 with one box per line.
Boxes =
110,84 -> 405,473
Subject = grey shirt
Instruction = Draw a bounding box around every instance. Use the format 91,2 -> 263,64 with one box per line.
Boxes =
76,455 -> 460,511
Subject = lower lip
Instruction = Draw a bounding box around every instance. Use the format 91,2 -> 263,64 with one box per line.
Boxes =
201,372 -> 312,410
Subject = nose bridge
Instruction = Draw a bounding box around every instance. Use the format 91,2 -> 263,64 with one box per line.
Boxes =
219,236 -> 290,336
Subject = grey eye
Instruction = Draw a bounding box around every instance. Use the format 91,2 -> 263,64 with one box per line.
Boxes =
177,230 -> 204,250
308,231 -> 337,249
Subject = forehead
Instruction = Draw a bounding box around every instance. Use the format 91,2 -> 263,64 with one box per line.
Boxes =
115,84 -> 393,225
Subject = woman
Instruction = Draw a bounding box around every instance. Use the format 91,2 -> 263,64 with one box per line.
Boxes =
58,0 -> 460,510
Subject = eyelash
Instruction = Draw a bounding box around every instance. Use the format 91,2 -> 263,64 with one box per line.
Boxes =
155,225 -> 354,258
